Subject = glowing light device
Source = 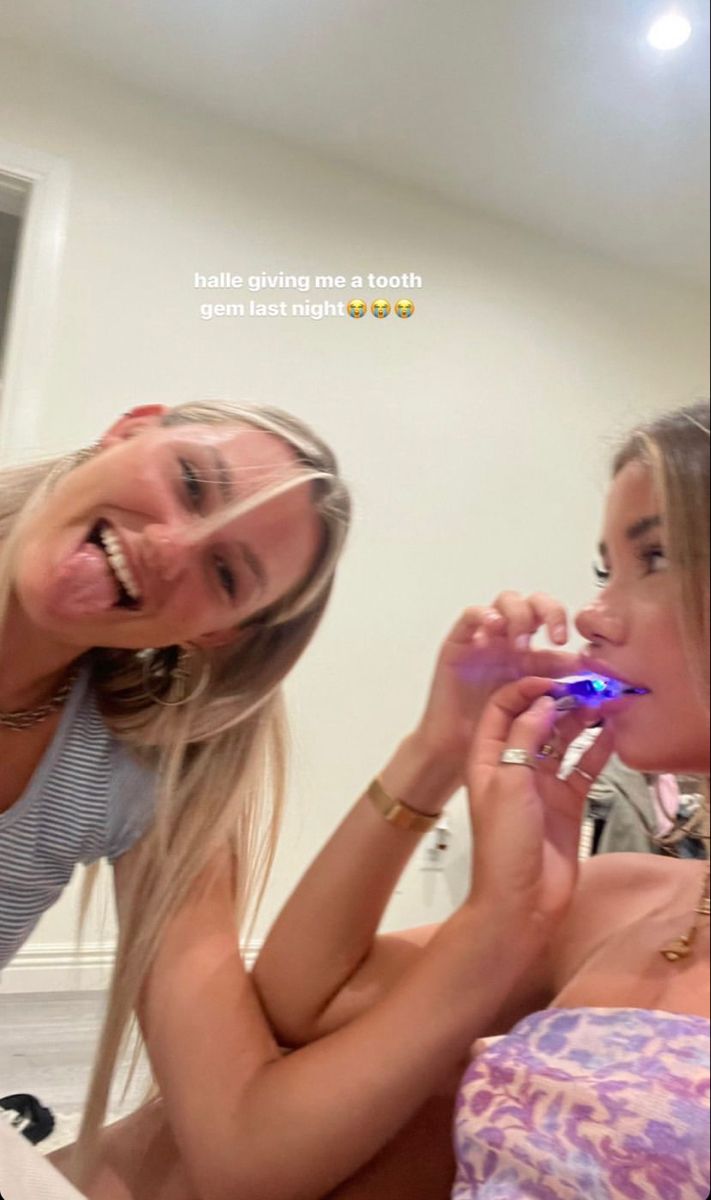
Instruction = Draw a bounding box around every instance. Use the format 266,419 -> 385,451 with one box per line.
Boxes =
552,674 -> 649,710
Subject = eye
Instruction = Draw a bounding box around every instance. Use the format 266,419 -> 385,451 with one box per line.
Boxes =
214,554 -> 237,600
592,560 -> 610,588
638,545 -> 668,575
179,458 -> 205,511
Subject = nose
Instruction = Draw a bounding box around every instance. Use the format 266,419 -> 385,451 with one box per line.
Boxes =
575,595 -> 625,647
140,523 -> 192,584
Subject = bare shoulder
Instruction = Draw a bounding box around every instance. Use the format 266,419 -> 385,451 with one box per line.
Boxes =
577,851 -> 684,895
551,854 -> 698,990
576,852 -> 700,901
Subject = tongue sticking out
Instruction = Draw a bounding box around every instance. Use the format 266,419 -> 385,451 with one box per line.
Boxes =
50,543 -> 120,619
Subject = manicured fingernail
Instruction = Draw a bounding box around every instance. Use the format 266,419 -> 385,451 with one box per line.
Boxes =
554,625 -> 567,643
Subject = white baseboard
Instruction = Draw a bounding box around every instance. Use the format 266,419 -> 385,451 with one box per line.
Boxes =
0,940 -> 262,994
0,941 -> 115,993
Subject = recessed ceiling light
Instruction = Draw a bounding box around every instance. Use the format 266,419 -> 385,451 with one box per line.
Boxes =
647,11 -> 693,50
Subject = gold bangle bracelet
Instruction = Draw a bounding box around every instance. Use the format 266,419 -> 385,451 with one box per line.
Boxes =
367,777 -> 441,833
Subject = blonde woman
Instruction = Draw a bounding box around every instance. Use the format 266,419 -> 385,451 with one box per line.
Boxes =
253,402 -> 710,1199
0,399 -> 583,1199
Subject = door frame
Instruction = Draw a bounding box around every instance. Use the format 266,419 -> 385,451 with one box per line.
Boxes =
0,140 -> 70,461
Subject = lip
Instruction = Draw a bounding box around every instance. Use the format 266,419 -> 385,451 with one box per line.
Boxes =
74,516 -> 150,614
103,519 -> 148,611
579,655 -> 651,695
594,692 -> 647,719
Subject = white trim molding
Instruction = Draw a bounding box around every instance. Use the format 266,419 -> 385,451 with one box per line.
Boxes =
0,939 -> 263,994
0,140 -> 71,462
0,941 -> 116,994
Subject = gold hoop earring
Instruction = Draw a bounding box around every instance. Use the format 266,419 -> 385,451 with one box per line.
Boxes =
141,646 -> 210,707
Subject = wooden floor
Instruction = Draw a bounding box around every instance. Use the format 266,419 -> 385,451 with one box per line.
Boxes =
0,991 -> 147,1120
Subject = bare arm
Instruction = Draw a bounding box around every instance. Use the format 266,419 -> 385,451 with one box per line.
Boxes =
113,674 -> 607,1200
253,731 -> 459,1044
255,600 -> 579,1045
282,846 -> 652,1050
115,848 -> 544,1200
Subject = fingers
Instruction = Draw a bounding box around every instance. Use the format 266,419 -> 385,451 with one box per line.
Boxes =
488,592 -> 535,650
527,593 -> 569,646
503,694 -> 559,760
536,706 -> 597,777
488,591 -> 570,650
473,691 -> 564,810
446,606 -> 502,647
564,725 -> 616,798
444,595 -> 576,675
468,677 -> 557,772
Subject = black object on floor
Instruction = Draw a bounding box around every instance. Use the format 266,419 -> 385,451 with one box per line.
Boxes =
0,1092 -> 56,1145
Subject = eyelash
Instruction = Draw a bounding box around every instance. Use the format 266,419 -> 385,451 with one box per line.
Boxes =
179,458 -> 205,510
592,545 -> 667,588
214,555 -> 237,600
179,458 -> 237,600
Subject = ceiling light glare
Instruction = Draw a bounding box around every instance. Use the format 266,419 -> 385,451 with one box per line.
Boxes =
647,11 -> 692,50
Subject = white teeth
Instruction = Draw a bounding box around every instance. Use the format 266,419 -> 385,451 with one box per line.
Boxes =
98,526 -> 142,602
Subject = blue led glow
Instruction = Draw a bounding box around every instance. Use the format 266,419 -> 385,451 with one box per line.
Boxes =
550,674 -> 649,709
554,674 -> 626,707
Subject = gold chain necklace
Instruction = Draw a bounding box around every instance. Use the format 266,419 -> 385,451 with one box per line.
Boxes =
661,865 -> 711,962
0,668 -> 80,732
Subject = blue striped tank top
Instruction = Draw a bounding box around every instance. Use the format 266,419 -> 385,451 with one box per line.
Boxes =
0,666 -> 156,973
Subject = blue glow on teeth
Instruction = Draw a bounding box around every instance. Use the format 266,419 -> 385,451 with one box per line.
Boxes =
551,674 -> 650,710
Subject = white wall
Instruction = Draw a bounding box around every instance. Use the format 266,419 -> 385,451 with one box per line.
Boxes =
0,38 -> 708,989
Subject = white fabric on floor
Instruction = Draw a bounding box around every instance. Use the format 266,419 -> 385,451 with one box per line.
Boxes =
0,1122 -> 86,1200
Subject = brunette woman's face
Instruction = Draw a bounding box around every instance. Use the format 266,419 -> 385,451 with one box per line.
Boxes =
13,411 -> 322,651
576,460 -> 710,775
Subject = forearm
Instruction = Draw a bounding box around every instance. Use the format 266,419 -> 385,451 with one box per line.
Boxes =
254,733 -> 460,1043
146,901 -> 540,1200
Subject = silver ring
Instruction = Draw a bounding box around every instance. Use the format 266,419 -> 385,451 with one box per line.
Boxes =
571,765 -> 595,784
500,749 -> 539,770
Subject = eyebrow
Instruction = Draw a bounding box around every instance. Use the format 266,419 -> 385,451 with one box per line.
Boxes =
598,514 -> 661,558
207,448 -> 268,596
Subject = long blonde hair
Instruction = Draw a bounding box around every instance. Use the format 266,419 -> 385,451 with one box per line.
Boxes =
613,399 -> 710,705
0,400 -> 351,1182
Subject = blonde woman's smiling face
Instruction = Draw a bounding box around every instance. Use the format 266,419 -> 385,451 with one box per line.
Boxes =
14,416 -> 323,651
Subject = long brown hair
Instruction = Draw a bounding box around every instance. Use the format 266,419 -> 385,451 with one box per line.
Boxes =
612,401 -> 710,856
612,400 -> 710,705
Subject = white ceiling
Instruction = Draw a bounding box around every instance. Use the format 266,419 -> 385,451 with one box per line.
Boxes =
4,0 -> 709,285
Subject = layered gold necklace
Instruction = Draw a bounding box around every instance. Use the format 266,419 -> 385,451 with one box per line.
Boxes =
661,863 -> 711,962
0,668 -> 80,732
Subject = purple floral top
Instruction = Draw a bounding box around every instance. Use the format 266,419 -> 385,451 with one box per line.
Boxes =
453,1007 -> 710,1200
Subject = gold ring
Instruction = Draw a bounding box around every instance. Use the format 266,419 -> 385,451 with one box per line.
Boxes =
539,742 -> 562,760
